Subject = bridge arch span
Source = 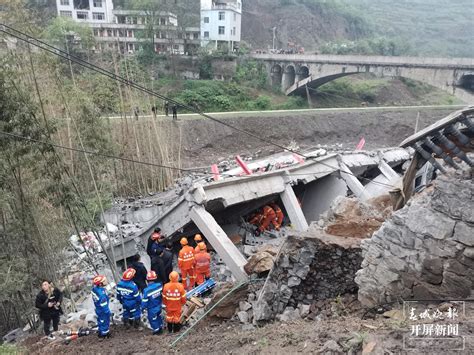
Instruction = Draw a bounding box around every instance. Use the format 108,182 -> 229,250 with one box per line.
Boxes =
296,65 -> 310,82
282,65 -> 296,91
254,54 -> 474,103
271,64 -> 283,88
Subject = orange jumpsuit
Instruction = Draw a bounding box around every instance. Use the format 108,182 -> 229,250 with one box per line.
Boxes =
271,204 -> 284,230
249,213 -> 263,226
162,281 -> 186,324
259,205 -> 276,232
178,245 -> 195,290
194,251 -> 211,285
194,242 -> 206,254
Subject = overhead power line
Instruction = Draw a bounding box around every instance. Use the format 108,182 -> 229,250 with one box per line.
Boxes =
0,24 -> 401,189
0,131 -> 208,174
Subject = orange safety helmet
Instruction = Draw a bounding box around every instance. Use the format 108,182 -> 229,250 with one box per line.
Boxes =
93,275 -> 107,286
180,237 -> 188,246
198,242 -> 207,251
146,270 -> 157,281
169,271 -> 179,282
122,268 -> 136,281
194,234 -> 203,242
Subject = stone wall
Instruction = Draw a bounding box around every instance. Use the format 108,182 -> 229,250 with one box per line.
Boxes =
253,227 -> 362,322
355,170 -> 474,307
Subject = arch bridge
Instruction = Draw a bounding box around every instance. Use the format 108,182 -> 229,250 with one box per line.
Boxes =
251,54 -> 474,103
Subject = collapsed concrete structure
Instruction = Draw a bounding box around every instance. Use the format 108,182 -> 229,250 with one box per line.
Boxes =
104,147 -> 409,281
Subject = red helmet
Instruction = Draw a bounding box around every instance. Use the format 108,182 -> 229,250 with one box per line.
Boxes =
147,271 -> 157,281
93,275 -> 107,286
122,268 -> 136,281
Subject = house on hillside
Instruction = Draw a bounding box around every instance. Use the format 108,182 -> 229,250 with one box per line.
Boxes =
200,0 -> 242,52
54,0 -> 200,55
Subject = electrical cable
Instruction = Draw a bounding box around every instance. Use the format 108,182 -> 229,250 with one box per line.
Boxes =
0,24 -> 402,189
0,130 -> 209,174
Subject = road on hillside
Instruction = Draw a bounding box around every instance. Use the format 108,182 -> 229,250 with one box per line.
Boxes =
105,104 -> 467,121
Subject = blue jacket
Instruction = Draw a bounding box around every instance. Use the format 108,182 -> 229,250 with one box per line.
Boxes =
116,280 -> 141,308
142,282 -> 163,312
92,286 -> 110,315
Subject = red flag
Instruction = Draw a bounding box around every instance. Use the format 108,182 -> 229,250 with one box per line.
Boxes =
356,138 -> 366,150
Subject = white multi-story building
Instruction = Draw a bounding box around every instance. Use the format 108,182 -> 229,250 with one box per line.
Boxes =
56,0 -> 114,23
55,1 -> 200,55
200,0 -> 241,51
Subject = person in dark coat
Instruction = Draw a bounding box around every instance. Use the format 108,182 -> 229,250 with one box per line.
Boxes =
129,254 -> 148,292
147,228 -> 163,259
151,252 -> 167,284
162,243 -> 174,277
35,280 -> 63,339
172,105 -> 178,121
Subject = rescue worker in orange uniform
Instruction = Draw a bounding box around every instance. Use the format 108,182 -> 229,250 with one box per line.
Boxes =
193,234 -> 203,254
249,212 -> 263,226
162,271 -> 187,333
194,242 -> 211,285
256,205 -> 276,235
178,237 -> 195,291
270,203 -> 284,231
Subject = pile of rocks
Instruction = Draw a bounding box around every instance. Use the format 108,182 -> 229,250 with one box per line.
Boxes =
356,168 -> 474,306
239,225 -> 363,323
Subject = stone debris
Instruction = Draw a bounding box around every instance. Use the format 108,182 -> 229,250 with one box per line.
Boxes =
356,166 -> 474,306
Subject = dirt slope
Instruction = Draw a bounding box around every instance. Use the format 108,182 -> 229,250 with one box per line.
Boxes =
171,107 -> 456,167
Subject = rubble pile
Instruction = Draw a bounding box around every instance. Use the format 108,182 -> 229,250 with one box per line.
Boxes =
356,167 -> 474,306
321,195 -> 393,238
251,226 -> 363,323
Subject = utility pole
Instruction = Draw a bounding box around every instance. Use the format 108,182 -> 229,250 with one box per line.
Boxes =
272,27 -> 277,51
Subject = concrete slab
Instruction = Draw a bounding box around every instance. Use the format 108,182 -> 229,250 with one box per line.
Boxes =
280,184 -> 309,232
301,175 -> 348,223
190,205 -> 248,281
338,160 -> 371,200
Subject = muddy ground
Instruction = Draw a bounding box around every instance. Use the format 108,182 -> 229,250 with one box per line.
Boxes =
158,106 -> 457,166
23,298 -> 474,354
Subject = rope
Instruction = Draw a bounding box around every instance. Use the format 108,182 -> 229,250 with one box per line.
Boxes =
169,278 -> 265,348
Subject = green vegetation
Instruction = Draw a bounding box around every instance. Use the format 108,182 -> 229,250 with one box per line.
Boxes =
318,77 -> 389,104
349,0 -> 474,58
0,344 -> 24,354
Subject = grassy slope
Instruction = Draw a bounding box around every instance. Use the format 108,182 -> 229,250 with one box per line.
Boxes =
348,0 -> 474,57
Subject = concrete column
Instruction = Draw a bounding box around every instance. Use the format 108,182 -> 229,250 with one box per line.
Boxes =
190,205 -> 248,282
378,160 -> 399,181
338,160 -> 371,200
280,184 -> 309,232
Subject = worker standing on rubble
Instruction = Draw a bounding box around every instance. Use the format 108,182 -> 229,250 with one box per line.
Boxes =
255,205 -> 277,236
129,254 -> 148,292
270,203 -> 284,231
142,271 -> 164,335
147,228 -> 162,258
178,237 -> 196,291
194,242 -> 211,285
162,242 -> 174,277
162,271 -> 186,333
151,249 -> 167,284
193,234 -> 203,253
92,275 -> 111,339
117,268 -> 142,329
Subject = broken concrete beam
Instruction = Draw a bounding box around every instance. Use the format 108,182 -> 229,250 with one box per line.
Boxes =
338,160 -> 371,200
378,160 -> 399,181
190,205 -> 248,281
280,183 -> 309,232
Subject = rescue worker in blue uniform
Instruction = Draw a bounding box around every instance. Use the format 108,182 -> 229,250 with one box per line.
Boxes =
141,271 -> 164,335
116,268 -> 141,328
91,275 -> 111,339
